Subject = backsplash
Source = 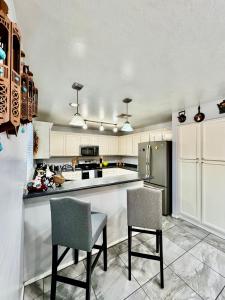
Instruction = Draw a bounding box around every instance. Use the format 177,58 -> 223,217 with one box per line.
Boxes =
35,156 -> 138,167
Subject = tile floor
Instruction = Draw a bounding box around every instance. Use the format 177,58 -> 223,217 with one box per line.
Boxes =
24,216 -> 225,300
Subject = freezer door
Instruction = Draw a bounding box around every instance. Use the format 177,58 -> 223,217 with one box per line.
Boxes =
149,141 -> 169,187
138,142 -> 150,179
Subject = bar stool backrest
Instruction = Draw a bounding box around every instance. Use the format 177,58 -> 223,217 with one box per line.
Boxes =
127,187 -> 162,230
50,197 -> 92,251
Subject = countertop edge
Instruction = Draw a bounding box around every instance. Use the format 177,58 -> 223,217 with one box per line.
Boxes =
23,176 -> 143,200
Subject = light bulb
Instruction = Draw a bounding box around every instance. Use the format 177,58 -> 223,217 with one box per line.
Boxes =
83,122 -> 88,130
99,123 -> 104,131
113,126 -> 118,133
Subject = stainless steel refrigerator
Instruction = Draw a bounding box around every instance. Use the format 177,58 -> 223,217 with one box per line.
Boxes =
138,141 -> 172,215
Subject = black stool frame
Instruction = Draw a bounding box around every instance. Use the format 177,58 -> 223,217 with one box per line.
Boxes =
128,226 -> 164,288
51,225 -> 107,300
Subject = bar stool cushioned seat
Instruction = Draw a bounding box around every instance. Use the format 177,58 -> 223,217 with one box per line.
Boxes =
50,196 -> 107,300
127,187 -> 164,288
91,211 -> 107,246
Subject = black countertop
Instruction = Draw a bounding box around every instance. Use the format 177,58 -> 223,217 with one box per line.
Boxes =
23,174 -> 143,199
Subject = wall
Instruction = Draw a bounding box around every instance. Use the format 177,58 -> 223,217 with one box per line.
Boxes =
0,2 -> 28,300
172,99 -> 224,216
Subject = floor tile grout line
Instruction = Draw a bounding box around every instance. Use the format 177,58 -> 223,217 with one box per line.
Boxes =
165,238 -> 203,270
173,220 -> 210,240
167,239 -> 225,300
123,286 -> 151,300
215,285 -> 225,300
166,265 -> 205,300
186,244 -> 225,280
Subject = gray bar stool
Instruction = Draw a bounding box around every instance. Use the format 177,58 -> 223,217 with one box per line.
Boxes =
127,187 -> 164,288
50,197 -> 107,300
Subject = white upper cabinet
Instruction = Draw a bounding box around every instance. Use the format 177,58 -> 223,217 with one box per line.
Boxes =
150,130 -> 163,141
162,130 -> 172,141
132,133 -> 141,156
178,123 -> 199,160
48,128 -> 172,157
33,121 -> 53,159
140,131 -> 150,143
80,134 -> 91,146
65,133 -> 81,156
202,118 -> 225,161
50,131 -> 65,156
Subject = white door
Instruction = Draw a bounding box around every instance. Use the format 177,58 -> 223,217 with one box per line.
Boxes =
202,162 -> 225,234
65,133 -> 81,156
178,123 -> 199,160
179,160 -> 200,220
50,132 -> 65,156
202,118 -> 225,161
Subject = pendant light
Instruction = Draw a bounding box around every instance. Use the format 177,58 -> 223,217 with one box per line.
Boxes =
121,98 -> 133,132
69,82 -> 85,127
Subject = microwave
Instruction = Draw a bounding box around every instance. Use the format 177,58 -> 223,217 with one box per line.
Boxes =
80,146 -> 99,156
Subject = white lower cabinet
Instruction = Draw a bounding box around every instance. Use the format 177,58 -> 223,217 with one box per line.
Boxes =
179,160 -> 200,221
202,162 -> 225,234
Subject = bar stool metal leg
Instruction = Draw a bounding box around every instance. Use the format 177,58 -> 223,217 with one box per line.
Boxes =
103,226 -> 107,271
128,225 -> 132,281
74,249 -> 79,264
156,230 -> 159,253
159,230 -> 164,288
51,245 -> 58,300
86,252 -> 92,300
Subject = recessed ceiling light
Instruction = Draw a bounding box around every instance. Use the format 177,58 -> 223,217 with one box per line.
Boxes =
69,102 -> 78,107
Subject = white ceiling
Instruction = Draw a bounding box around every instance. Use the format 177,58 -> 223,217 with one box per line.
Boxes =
13,0 -> 225,128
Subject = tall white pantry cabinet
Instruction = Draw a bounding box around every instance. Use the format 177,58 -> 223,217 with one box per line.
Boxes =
178,118 -> 225,236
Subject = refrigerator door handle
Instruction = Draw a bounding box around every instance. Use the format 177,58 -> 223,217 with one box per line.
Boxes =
145,146 -> 149,177
149,145 -> 151,177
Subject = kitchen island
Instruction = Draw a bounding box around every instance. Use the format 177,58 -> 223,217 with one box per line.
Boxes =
23,173 -> 143,284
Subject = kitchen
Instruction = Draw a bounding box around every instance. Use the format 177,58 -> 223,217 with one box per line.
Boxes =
1,1 -> 225,300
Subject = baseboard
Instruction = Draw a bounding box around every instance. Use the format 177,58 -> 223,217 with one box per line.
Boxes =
179,213 -> 225,239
